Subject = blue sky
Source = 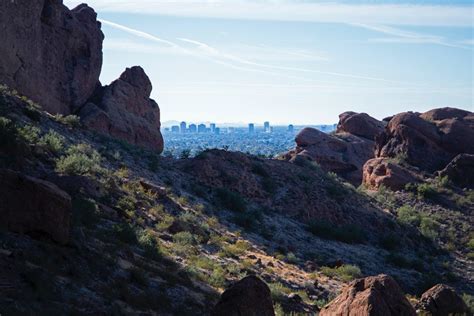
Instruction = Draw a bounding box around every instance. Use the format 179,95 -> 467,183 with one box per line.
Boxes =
64,0 -> 473,124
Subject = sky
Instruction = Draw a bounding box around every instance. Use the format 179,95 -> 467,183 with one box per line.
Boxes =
64,0 -> 474,125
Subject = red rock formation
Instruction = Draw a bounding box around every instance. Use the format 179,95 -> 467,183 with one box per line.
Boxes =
284,112 -> 384,185
211,275 -> 275,316
362,158 -> 419,191
337,111 -> 385,140
319,274 -> 416,316
437,153 -> 474,189
415,284 -> 469,316
0,169 -> 71,244
0,0 -> 103,114
376,108 -> 474,172
80,66 -> 163,152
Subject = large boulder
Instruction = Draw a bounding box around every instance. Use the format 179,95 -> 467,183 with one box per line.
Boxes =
363,158 -> 419,191
284,112 -> 384,185
0,0 -> 103,114
80,66 -> 164,152
319,274 -> 416,316
211,275 -> 275,316
0,169 -> 71,244
376,108 -> 474,173
288,127 -> 376,185
437,154 -> 474,189
337,112 -> 385,140
415,284 -> 469,316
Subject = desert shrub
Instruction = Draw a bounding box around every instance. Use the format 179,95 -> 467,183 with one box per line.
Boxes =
0,117 -> 17,148
54,114 -> 81,127
138,229 -> 162,260
220,240 -> 250,257
232,209 -> 262,230
269,282 -> 292,302
215,188 -> 247,212
173,231 -> 196,246
156,214 -> 175,232
39,129 -> 64,153
56,143 -> 102,175
209,266 -> 226,288
262,177 -> 277,194
72,198 -> 100,227
374,185 -> 397,209
321,264 -> 361,282
286,252 -> 298,264
112,223 -> 137,244
180,149 -> 191,159
307,220 -> 366,244
397,205 -> 421,226
419,217 -> 440,240
467,238 -> 474,250
17,124 -> 40,143
379,233 -> 401,250
462,293 -> 474,314
252,163 -> 269,177
117,195 -> 137,213
417,183 -> 439,200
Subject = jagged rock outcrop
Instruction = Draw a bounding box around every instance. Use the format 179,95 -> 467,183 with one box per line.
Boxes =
363,158 -> 419,191
415,284 -> 469,316
80,66 -> 164,152
0,169 -> 71,244
319,275 -> 416,316
211,275 -> 275,316
437,153 -> 474,189
0,0 -> 103,114
284,112 -> 384,185
375,107 -> 474,173
0,1 -> 164,152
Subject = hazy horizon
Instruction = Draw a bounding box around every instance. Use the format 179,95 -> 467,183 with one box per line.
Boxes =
65,0 -> 473,124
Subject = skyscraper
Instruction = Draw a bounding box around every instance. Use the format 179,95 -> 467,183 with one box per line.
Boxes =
248,123 -> 255,133
210,123 -> 216,133
180,121 -> 187,133
198,123 -> 206,133
288,124 -> 294,132
264,121 -> 270,133
189,124 -> 197,133
171,125 -> 180,133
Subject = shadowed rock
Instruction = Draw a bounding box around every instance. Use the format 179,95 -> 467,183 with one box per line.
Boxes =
0,0 -> 103,114
0,169 -> 71,244
363,158 -> 419,191
79,66 -> 164,152
211,275 -> 275,316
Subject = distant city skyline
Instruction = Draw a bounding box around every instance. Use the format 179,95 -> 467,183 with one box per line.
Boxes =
64,0 -> 473,124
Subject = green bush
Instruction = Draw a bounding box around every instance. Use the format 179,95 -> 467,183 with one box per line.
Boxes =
173,231 -> 196,246
39,129 -> 64,153
56,143 -> 102,175
0,117 -> 17,148
209,266 -> 226,288
397,205 -> 421,226
138,230 -> 162,260
72,198 -> 100,227
379,233 -> 400,250
419,217 -> 440,240
112,223 -> 137,244
462,293 -> 474,314
54,114 -> 81,127
17,124 -> 40,143
116,195 -> 137,212
321,264 -> 361,282
232,209 -> 262,230
307,220 -> 366,244
215,188 -> 247,212
417,183 -> 438,200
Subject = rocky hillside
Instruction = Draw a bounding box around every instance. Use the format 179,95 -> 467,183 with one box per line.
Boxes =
0,86 -> 473,315
0,1 -> 473,315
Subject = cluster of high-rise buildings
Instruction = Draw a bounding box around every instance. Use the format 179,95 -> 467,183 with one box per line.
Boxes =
167,121 -> 295,134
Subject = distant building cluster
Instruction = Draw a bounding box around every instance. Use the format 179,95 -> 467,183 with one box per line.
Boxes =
166,121 -> 295,134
